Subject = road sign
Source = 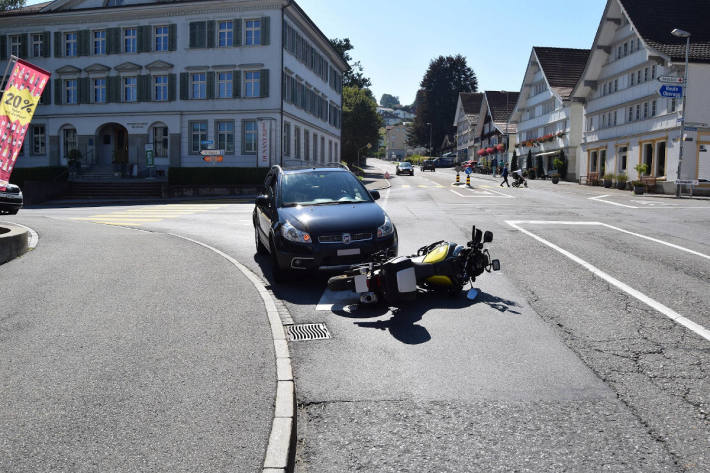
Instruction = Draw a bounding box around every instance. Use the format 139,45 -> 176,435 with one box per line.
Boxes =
685,122 -> 708,128
201,140 -> 214,145
465,167 -> 473,175
657,75 -> 684,84
658,85 -> 683,98
685,126 -> 698,132
200,149 -> 224,156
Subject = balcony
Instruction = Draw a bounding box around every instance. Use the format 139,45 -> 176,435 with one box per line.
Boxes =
526,89 -> 554,108
517,109 -> 568,134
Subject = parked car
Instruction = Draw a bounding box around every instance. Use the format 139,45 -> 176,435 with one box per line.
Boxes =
396,161 -> 414,175
461,160 -> 477,170
421,159 -> 436,172
0,183 -> 23,215
434,157 -> 454,168
253,165 -> 398,282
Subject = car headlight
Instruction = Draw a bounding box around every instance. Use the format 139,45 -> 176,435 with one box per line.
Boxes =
377,214 -> 394,238
281,221 -> 312,243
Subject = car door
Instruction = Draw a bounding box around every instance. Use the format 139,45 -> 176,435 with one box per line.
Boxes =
258,172 -> 280,244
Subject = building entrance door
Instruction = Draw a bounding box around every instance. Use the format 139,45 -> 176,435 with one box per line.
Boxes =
96,124 -> 128,167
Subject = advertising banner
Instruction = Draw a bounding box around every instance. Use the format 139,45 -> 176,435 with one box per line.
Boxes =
257,119 -> 271,168
0,59 -> 50,190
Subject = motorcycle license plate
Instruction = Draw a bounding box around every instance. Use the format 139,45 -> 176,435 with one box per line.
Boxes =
337,248 -> 360,256
354,274 -> 368,293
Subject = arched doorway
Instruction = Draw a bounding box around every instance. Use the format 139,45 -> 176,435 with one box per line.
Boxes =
96,123 -> 128,167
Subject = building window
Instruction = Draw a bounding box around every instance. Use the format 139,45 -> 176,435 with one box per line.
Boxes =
216,120 -> 234,154
643,102 -> 648,119
320,136 -> 325,162
245,19 -> 262,46
656,141 -> 667,177
218,21 -> 233,48
155,26 -> 169,51
614,78 -> 618,92
628,107 -> 633,122
190,121 -> 207,154
124,28 -> 137,53
313,133 -> 318,161
644,67 -> 649,82
93,30 -> 106,55
64,32 -> 77,57
64,79 -> 77,104
216,72 -> 232,98
243,120 -> 257,154
244,71 -> 260,97
294,126 -> 301,159
635,104 -> 640,121
670,98 -> 677,113
651,65 -> 657,79
590,150 -> 598,173
191,72 -> 206,99
31,34 -> 43,57
618,146 -> 628,172
651,100 -> 657,117
304,130 -> 310,160
630,72 -> 635,86
283,122 -> 291,156
62,127 -> 77,158
9,34 -> 21,57
31,125 -> 45,155
642,143 -> 653,175
93,78 -> 106,103
152,126 -> 168,157
153,75 -> 168,101
623,42 -> 628,56
123,76 -> 137,102
637,70 -> 642,84
329,140 -> 333,162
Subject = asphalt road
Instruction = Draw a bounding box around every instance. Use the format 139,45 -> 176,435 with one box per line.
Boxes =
5,160 -> 709,472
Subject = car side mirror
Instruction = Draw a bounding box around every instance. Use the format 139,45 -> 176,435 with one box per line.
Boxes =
491,259 -> 500,271
255,195 -> 270,208
483,231 -> 493,243
370,190 -> 381,200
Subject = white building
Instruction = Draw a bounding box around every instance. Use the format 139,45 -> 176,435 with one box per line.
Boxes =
452,92 -> 483,162
472,91 -> 518,170
0,0 -> 346,177
572,0 -> 710,191
510,47 -> 589,180
384,123 -> 408,161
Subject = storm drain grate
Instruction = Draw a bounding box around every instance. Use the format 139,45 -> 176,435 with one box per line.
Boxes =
287,323 -> 331,342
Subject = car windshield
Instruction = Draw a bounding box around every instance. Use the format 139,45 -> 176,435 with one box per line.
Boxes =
281,171 -> 372,206
400,162 -> 412,168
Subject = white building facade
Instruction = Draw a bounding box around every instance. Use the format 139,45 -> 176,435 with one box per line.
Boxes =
511,47 -> 589,180
573,0 -> 710,191
452,92 -> 482,162
0,0 -> 346,177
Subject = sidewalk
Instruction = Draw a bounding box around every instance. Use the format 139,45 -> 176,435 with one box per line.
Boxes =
360,164 -> 392,191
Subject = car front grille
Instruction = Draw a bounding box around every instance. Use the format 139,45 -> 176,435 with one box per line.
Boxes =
318,232 -> 373,243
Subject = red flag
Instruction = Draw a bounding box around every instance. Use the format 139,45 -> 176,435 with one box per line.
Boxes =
0,59 -> 51,190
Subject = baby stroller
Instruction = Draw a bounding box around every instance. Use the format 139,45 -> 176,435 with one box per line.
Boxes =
512,170 -> 527,188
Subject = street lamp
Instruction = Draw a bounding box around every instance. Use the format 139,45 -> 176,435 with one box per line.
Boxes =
426,122 -> 432,157
672,28 -> 691,198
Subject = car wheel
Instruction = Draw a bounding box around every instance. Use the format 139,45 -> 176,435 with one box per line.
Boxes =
7,209 -> 18,215
255,225 -> 267,255
269,237 -> 290,283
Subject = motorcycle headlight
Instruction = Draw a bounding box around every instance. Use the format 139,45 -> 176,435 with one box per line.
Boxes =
377,214 -> 394,238
281,221 -> 312,243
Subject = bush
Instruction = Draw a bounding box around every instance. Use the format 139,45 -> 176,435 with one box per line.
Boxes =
168,167 -> 269,186
9,166 -> 68,187
603,173 -> 615,181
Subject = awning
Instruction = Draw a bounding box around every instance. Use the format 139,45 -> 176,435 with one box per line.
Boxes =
535,151 -> 561,157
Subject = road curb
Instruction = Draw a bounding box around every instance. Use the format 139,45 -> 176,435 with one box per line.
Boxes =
166,233 -> 296,473
0,223 -> 29,265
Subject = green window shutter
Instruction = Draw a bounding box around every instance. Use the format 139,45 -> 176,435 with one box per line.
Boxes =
107,76 -> 120,103
42,31 -> 51,57
180,72 -> 188,100
78,30 -> 89,56
207,21 -> 215,49
107,28 -> 120,54
19,34 -> 28,58
207,71 -> 215,99
54,79 -> 62,105
79,77 -> 89,104
137,74 -> 148,102
260,69 -> 269,98
168,73 -> 176,101
233,19 -> 242,46
189,22 -> 206,48
0,35 -> 6,60
232,70 -> 241,97
169,24 -> 177,51
138,25 -> 151,53
40,81 -> 51,104
241,120 -> 246,154
261,16 -> 270,45
189,22 -> 198,48
54,32 -> 62,57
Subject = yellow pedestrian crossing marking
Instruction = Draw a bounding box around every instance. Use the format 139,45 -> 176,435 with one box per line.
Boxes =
71,203 -> 228,227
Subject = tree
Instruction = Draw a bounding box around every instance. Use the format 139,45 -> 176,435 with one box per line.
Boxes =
341,86 -> 382,167
1,0 -> 24,10
380,94 -> 400,108
410,55 -> 478,154
329,38 -> 372,89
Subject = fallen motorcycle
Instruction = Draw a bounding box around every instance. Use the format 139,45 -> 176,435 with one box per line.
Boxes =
327,225 -> 500,305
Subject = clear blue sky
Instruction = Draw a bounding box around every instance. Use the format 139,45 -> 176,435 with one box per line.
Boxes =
297,0 -> 607,105
26,0 -> 607,105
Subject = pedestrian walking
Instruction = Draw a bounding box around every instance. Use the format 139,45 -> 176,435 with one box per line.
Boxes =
500,166 -> 510,187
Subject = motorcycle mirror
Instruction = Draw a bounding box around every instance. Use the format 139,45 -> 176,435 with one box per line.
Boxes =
484,231 -> 493,243
466,288 -> 479,301
491,259 -> 500,271
475,229 -> 483,245
471,225 -> 476,242
370,190 -> 381,200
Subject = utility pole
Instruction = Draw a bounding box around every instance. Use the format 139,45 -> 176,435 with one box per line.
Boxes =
671,28 -> 691,198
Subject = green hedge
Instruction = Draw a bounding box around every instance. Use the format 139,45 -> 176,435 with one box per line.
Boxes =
9,166 -> 68,187
168,167 -> 269,186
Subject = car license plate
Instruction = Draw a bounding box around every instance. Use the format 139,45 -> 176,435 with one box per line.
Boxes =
337,248 -> 360,256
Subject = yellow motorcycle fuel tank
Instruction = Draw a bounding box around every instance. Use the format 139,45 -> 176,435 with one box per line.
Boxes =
422,243 -> 454,287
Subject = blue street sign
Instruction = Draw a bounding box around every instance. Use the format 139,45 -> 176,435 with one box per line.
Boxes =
465,167 -> 473,175
658,85 -> 683,98
201,140 -> 214,145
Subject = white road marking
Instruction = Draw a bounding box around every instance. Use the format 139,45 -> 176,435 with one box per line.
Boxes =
599,223 -> 710,261
506,220 -> 710,342
588,194 -> 639,208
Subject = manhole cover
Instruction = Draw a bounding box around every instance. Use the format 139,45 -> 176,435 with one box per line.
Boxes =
287,323 -> 331,341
